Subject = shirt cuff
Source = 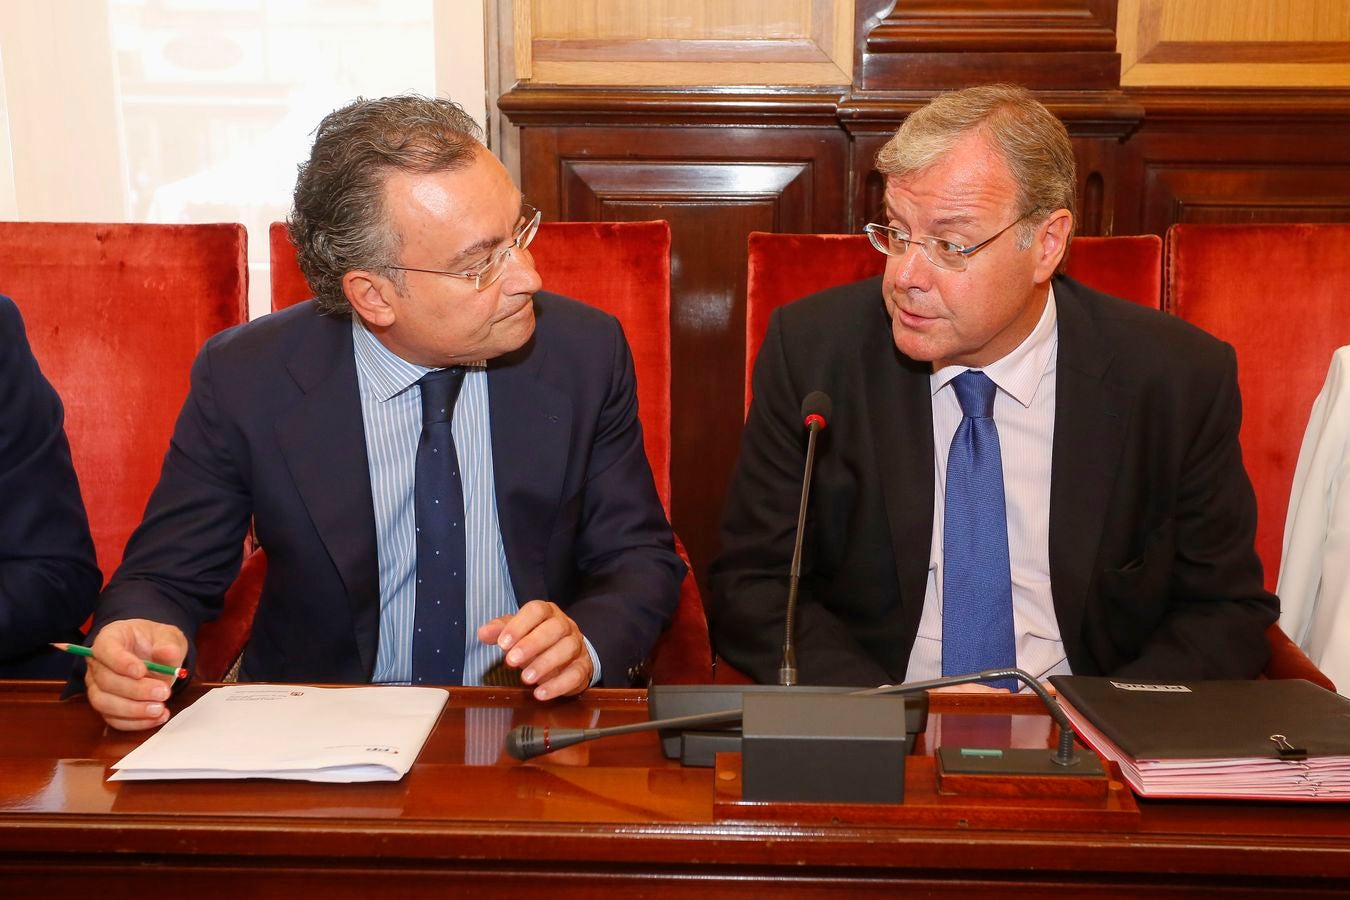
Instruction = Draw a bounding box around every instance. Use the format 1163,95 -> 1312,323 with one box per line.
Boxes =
582,635 -> 602,687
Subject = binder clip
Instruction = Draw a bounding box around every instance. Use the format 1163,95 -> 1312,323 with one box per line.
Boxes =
1269,733 -> 1308,761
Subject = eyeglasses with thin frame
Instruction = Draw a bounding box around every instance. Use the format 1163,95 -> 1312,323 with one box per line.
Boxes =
864,212 -> 1030,272
386,205 -> 542,291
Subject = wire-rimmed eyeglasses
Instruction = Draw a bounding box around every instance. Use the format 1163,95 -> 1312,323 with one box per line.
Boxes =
386,205 -> 542,291
864,212 -> 1029,272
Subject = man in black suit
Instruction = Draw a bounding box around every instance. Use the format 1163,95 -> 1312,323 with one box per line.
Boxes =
84,95 -> 683,729
710,84 -> 1276,688
0,295 -> 101,677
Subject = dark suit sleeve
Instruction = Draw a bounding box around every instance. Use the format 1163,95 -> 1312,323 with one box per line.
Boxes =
563,318 -> 685,686
90,336 -> 253,670
0,296 -> 101,675
709,310 -> 892,686
1108,342 -> 1277,679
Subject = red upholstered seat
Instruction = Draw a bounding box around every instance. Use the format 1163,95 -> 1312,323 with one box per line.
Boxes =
1165,224 -> 1350,591
268,222 -> 311,315
263,219 -> 710,683
1166,223 -> 1350,693
743,232 -> 1163,414
0,222 -> 248,587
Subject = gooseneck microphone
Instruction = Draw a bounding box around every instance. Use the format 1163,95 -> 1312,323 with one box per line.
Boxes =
505,667 -> 1085,767
505,707 -> 742,761
857,669 -> 1081,767
780,391 -> 832,687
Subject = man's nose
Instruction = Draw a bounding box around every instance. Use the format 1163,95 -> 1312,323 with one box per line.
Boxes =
887,240 -> 932,291
501,246 -> 542,295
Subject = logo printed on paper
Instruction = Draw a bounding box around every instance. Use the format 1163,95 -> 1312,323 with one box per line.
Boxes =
1109,681 -> 1192,693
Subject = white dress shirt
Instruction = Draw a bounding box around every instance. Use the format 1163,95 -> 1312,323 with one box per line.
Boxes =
904,285 -> 1071,688
1277,345 -> 1350,697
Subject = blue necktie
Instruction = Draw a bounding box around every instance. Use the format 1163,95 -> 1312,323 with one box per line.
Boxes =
942,370 -> 1017,690
412,367 -> 468,685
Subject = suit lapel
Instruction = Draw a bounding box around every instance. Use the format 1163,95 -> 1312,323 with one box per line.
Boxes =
487,323 -> 570,604
864,308 -> 936,627
275,312 -> 380,676
1049,279 -> 1131,658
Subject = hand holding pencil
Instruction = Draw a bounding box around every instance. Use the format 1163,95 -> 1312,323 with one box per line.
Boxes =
81,619 -> 189,731
53,642 -> 187,680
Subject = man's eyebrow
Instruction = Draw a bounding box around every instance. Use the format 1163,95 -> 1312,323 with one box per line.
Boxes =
880,205 -> 977,231
446,234 -> 505,268
929,213 -> 979,229
443,204 -> 527,268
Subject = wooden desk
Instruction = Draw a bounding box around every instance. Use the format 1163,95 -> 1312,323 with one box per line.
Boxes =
2,681 -> 1347,896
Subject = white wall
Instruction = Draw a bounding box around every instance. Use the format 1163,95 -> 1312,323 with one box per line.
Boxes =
0,0 -> 489,319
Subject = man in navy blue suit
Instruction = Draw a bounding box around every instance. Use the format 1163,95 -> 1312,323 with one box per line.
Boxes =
84,95 -> 683,730
0,295 -> 101,677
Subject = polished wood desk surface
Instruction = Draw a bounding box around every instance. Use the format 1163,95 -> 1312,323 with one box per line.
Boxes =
2,680 -> 1348,896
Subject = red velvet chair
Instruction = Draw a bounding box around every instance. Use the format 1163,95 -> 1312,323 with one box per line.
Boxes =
1166,223 -> 1350,691
258,220 -> 711,684
0,223 -> 248,587
1166,224 -> 1350,588
743,232 -> 1164,413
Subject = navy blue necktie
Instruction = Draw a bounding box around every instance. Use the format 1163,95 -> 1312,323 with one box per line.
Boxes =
942,370 -> 1017,690
412,367 -> 468,686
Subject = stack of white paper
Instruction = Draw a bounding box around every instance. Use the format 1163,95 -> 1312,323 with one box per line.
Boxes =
110,685 -> 449,783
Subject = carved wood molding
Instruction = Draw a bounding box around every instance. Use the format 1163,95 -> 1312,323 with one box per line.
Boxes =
1126,87 -> 1350,123
852,0 -> 1122,92
498,87 -> 844,126
863,1 -> 1118,54
837,91 -> 1144,139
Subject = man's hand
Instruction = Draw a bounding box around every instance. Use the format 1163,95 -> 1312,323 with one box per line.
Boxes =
84,619 -> 188,731
477,600 -> 593,701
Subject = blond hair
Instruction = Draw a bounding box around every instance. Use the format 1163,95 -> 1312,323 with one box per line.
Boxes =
875,84 -> 1076,256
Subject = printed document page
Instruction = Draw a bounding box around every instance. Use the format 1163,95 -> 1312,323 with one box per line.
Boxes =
110,685 -> 449,783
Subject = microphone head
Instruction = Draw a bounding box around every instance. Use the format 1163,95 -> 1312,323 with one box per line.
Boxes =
801,391 -> 832,430
504,725 -> 539,760
504,724 -> 588,760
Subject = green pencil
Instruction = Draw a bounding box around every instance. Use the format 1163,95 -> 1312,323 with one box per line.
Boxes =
51,642 -> 188,679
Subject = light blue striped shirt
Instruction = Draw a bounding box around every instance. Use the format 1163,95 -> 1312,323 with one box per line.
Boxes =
351,318 -> 599,687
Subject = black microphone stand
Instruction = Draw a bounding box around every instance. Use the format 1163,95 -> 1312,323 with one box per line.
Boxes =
779,414 -> 823,687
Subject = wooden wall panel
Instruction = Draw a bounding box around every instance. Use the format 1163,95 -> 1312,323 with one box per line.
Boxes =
518,0 -> 853,85
1116,90 -> 1350,234
1119,0 -> 1350,87
511,115 -> 848,595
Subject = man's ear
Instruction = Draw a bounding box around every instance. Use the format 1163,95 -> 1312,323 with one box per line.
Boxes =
1033,208 -> 1074,283
343,269 -> 396,328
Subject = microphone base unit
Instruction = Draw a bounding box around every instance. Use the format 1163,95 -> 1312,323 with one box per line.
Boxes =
937,746 -> 1105,779
648,684 -> 929,766
677,730 -> 743,768
742,692 -> 908,804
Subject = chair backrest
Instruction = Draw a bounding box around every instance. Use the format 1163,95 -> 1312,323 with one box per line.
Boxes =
0,222 -> 248,582
270,220 -> 673,508
743,232 -> 1163,413
1165,223 -> 1350,588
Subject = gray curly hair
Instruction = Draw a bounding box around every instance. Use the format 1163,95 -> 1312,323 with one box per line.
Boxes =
287,94 -> 483,315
